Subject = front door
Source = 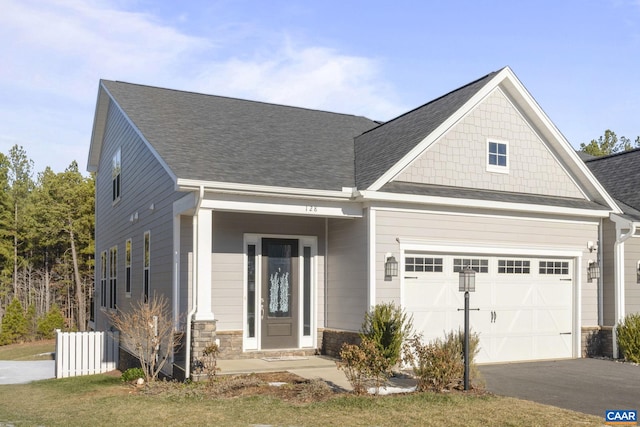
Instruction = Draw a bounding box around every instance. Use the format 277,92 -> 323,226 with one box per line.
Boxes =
261,238 -> 299,349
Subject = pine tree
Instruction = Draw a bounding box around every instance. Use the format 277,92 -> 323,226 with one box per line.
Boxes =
0,297 -> 28,344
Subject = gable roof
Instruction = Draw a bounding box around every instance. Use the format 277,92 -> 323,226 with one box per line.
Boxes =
354,70 -> 501,189
89,81 -> 378,191
585,148 -> 640,221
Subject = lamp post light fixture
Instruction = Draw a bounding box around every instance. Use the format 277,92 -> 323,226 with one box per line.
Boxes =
458,266 -> 476,391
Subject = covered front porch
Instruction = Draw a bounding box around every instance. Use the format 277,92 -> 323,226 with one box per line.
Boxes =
171,187 -> 366,379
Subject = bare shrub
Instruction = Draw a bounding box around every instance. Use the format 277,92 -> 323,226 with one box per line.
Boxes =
337,337 -> 391,395
107,294 -> 181,383
402,330 -> 480,392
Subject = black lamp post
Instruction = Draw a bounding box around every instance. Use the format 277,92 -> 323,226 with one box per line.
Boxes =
459,266 -> 476,391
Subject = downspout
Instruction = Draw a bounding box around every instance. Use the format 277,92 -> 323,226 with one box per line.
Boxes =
613,220 -> 636,359
598,219 -> 604,326
185,185 -> 205,380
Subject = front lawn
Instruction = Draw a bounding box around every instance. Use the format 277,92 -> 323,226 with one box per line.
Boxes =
0,340 -> 55,360
0,373 -> 602,426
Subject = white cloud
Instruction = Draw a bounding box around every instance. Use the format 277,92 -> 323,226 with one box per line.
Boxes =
0,0 -> 406,173
193,40 -> 407,121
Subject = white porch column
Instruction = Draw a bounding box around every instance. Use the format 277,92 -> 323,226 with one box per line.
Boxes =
195,208 -> 214,321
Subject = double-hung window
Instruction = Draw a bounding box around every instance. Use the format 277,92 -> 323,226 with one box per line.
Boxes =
125,239 -> 132,296
109,246 -> 117,309
112,148 -> 121,203
100,251 -> 107,308
143,231 -> 150,302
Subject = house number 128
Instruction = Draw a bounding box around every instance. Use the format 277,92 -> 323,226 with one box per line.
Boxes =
305,206 -> 318,212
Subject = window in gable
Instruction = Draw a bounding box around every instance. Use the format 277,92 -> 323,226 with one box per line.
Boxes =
112,148 -> 121,203
487,140 -> 509,173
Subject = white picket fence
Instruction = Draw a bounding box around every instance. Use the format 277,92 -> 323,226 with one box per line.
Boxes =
55,330 -> 119,378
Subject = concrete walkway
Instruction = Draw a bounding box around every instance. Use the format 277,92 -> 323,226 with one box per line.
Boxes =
216,356 -> 416,392
0,360 -> 55,385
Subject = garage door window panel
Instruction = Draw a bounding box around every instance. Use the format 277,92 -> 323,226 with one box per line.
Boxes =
453,258 -> 488,273
539,260 -> 569,275
498,259 -> 530,274
405,257 -> 443,272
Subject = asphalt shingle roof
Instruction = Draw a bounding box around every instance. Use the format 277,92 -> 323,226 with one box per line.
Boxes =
354,69 -> 502,189
101,81 -> 378,191
585,148 -> 640,221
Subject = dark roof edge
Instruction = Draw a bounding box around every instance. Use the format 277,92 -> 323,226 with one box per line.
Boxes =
101,79 -> 374,121
584,146 -> 640,163
356,67 -> 506,138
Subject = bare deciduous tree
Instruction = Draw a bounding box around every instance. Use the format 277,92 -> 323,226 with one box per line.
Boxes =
107,294 -> 180,382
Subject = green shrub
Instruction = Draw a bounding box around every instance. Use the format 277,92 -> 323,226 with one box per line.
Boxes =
337,337 -> 391,395
121,367 -> 145,382
0,298 -> 28,345
360,302 -> 413,366
402,329 -> 480,392
37,304 -> 65,339
617,313 -> 640,363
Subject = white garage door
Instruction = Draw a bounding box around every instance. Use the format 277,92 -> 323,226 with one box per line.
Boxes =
403,254 -> 573,363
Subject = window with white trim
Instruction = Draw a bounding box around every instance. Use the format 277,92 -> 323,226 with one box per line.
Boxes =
109,246 -> 117,309
125,239 -> 132,295
453,258 -> 489,273
143,231 -> 150,302
112,148 -> 121,203
498,259 -> 530,274
405,257 -> 443,272
487,140 -> 508,173
100,251 -> 107,308
539,260 -> 569,275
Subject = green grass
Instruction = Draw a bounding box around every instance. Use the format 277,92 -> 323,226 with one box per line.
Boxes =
0,340 -> 55,360
0,374 -> 603,427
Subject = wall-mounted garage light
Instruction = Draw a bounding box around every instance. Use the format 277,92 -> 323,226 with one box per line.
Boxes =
637,261 -> 640,284
587,260 -> 600,283
384,254 -> 398,277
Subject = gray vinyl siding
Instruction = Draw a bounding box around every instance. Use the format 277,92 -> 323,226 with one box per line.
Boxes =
374,208 -> 600,326
210,211 -> 326,331
94,100 -> 183,329
602,219 -> 616,326
625,237 -> 640,317
326,216 -> 368,331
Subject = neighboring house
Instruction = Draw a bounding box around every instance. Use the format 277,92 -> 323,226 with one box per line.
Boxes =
585,149 -> 640,358
87,66 -> 619,380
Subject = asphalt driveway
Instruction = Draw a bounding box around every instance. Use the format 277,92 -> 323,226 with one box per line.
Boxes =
479,358 -> 640,417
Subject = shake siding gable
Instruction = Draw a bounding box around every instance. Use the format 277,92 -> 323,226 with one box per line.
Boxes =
95,101 -> 184,329
395,88 -> 584,199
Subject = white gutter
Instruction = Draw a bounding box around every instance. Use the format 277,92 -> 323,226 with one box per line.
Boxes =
177,179 -> 356,200
357,190 -> 612,218
184,185 -> 205,380
612,215 -> 637,358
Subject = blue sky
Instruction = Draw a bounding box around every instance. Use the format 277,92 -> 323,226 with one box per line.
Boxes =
2,0 -> 640,175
